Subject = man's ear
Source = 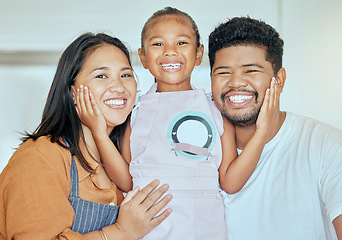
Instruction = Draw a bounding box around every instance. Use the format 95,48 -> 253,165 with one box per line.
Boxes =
138,48 -> 148,69
276,67 -> 286,93
195,44 -> 204,66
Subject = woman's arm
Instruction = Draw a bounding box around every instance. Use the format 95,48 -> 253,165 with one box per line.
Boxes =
76,85 -> 132,192
0,139 -> 83,239
219,78 -> 279,194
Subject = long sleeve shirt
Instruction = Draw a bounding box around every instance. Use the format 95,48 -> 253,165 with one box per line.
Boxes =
0,136 -> 123,239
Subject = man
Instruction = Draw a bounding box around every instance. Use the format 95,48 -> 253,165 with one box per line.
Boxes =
209,16 -> 342,239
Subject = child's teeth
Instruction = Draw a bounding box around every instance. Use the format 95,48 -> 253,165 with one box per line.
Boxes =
162,63 -> 181,69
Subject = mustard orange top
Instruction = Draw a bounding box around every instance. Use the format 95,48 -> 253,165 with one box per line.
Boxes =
0,136 -> 123,239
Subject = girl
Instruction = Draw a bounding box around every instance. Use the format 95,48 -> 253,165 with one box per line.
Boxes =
77,7 -> 279,240
0,33 -> 172,240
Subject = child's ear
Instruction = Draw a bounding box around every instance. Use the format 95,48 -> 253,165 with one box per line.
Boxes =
138,48 -> 148,69
195,44 -> 204,66
275,67 -> 286,93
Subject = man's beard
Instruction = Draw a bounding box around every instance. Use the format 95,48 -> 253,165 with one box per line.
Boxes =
220,91 -> 262,127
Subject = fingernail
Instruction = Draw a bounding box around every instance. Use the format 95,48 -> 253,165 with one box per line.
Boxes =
162,184 -> 169,190
80,85 -> 83,88
153,179 -> 160,185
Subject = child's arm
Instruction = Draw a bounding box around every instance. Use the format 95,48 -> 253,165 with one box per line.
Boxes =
76,85 -> 132,192
219,78 -> 280,194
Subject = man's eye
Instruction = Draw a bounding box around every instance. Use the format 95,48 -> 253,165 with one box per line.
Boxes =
218,72 -> 231,75
246,70 -> 258,73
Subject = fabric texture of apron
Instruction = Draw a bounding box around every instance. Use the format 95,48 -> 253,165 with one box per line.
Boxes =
130,84 -> 227,240
66,143 -> 120,234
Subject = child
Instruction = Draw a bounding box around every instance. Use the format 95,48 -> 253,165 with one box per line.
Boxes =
76,7 -> 280,240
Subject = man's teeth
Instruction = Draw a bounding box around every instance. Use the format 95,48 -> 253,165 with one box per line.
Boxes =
229,95 -> 253,103
104,99 -> 125,105
161,63 -> 181,69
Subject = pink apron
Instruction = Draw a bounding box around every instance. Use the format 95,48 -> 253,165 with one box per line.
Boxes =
130,84 -> 227,240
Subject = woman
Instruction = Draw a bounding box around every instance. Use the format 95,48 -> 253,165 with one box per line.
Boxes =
0,33 -> 172,240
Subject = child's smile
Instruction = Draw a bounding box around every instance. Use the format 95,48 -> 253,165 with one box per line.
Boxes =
139,15 -> 203,92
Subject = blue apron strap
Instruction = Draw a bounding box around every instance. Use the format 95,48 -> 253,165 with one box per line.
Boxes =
63,137 -> 79,197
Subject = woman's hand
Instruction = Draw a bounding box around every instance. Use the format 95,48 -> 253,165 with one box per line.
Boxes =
75,85 -> 107,135
106,179 -> 173,240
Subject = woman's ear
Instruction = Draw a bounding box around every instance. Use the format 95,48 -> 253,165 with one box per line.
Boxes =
276,67 -> 286,93
195,44 -> 204,66
138,48 -> 148,69
71,86 -> 77,104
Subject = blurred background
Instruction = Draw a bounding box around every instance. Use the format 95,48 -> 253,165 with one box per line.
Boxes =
1,0 -> 341,172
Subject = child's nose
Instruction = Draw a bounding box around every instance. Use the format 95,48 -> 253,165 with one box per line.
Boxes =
164,45 -> 177,56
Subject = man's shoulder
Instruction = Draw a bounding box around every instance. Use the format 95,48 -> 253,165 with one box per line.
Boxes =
285,112 -> 342,140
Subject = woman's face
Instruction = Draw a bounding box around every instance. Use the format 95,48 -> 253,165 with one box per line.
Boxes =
72,43 -> 137,131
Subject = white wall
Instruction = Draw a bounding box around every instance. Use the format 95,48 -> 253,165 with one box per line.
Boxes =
1,0 -> 341,172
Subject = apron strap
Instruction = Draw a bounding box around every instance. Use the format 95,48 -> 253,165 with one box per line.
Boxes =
63,137 -> 79,197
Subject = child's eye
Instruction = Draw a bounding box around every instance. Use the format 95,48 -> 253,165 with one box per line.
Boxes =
152,43 -> 163,46
177,41 -> 188,46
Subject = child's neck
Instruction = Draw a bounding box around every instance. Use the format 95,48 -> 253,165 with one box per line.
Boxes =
156,81 -> 192,92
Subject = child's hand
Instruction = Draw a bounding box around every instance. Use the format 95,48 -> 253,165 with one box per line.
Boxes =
256,77 -> 280,133
75,85 -> 107,135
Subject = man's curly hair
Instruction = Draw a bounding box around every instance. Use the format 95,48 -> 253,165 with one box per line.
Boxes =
208,17 -> 284,75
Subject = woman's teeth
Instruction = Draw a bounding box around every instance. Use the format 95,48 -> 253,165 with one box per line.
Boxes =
104,99 -> 125,106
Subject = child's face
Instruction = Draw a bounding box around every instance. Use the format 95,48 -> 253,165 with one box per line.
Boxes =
139,15 -> 203,92
72,44 -> 137,130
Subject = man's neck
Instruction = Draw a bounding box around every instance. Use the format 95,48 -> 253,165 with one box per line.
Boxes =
235,111 -> 286,150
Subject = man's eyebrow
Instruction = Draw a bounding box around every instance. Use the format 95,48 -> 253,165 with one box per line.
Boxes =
212,66 -> 231,73
242,63 -> 264,68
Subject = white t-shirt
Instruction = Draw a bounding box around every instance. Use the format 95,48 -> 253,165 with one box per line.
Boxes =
221,112 -> 342,240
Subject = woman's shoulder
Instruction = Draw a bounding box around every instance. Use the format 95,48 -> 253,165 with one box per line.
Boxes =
3,136 -> 71,178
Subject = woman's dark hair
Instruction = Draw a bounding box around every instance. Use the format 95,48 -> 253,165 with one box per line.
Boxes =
22,33 -> 132,172
208,16 -> 284,75
141,6 -> 201,49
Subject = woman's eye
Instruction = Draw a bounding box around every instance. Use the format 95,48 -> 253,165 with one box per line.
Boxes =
96,74 -> 107,79
121,73 -> 133,78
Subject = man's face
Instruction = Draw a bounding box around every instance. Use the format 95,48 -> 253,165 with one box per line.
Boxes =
211,45 -> 275,127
